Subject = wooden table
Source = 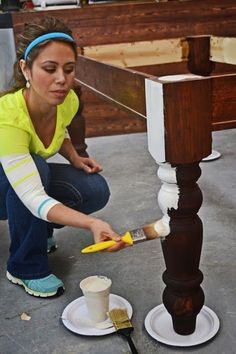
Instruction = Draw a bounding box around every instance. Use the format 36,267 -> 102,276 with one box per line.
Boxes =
75,34 -> 236,343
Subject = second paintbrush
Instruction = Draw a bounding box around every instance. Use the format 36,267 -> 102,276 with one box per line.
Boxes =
81,222 -> 160,253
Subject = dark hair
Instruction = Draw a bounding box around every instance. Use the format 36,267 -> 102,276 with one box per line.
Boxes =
3,16 -> 77,95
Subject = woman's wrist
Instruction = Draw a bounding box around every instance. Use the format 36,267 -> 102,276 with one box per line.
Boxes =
67,150 -> 79,165
87,218 -> 102,232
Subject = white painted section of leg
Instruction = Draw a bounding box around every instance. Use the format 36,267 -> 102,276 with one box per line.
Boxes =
154,163 -> 180,238
154,217 -> 171,237
157,162 -> 177,184
145,78 -> 166,163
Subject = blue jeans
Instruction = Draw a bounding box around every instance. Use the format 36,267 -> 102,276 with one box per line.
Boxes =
0,155 -> 110,279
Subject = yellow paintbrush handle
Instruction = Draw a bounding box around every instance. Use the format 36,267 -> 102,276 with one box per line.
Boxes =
81,240 -> 116,253
81,232 -> 133,254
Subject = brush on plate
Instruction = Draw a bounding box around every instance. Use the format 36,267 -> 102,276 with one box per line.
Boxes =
108,308 -> 138,354
81,222 -> 160,253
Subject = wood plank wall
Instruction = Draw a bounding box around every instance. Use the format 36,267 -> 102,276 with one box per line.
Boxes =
12,0 -> 236,137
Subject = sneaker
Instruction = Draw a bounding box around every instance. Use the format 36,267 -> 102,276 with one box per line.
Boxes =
47,236 -> 58,253
6,271 -> 65,298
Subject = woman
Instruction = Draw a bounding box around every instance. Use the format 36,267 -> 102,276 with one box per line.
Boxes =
0,16 -> 124,298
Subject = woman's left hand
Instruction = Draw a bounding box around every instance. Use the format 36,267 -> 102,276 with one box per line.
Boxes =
59,139 -> 102,173
72,156 -> 103,174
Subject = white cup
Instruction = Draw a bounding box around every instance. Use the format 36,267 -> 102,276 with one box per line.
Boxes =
80,275 -> 112,323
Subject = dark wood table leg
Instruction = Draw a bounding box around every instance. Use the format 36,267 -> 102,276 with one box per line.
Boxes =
68,110 -> 88,157
68,86 -> 89,157
158,162 -> 204,335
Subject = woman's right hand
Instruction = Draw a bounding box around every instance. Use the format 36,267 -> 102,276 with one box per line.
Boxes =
89,219 -> 127,252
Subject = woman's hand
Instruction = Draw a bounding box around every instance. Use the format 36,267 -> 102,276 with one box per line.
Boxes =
89,219 -> 127,252
59,138 -> 102,174
72,156 -> 102,174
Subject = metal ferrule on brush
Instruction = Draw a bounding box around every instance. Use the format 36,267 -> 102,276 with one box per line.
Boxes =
130,229 -> 148,243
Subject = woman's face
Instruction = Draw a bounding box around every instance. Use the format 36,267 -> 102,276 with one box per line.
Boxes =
23,41 -> 76,107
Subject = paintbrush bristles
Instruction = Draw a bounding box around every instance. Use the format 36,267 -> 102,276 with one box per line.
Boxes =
128,222 -> 160,244
142,223 -> 159,240
108,308 -> 133,330
109,308 -> 138,353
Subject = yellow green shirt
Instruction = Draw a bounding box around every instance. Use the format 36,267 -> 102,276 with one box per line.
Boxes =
0,88 -> 79,158
0,89 -> 79,220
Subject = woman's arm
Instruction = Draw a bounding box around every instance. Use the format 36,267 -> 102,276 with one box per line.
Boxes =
47,203 -> 123,251
0,127 -> 124,250
59,137 -> 102,173
1,151 -> 123,250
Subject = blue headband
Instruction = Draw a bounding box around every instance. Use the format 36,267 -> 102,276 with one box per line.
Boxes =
24,32 -> 75,60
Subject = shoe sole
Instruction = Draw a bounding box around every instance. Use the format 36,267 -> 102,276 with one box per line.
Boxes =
6,271 -> 64,298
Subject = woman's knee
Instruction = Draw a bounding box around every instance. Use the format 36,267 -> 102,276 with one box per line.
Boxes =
82,173 -> 110,213
94,174 -> 110,209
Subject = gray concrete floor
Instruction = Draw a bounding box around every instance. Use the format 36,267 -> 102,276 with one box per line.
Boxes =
0,129 -> 235,354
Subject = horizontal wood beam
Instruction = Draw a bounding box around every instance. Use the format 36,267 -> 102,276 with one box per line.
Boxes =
82,38 -> 188,67
211,74 -> 236,130
81,35 -> 236,68
75,54 -> 150,118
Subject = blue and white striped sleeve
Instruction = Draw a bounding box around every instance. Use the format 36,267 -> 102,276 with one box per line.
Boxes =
0,153 -> 61,221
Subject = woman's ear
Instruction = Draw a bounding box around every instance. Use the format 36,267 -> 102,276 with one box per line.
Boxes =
19,59 -> 29,82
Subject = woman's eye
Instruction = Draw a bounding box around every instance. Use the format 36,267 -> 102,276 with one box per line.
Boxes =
42,66 -> 75,74
64,67 -> 75,74
44,67 -> 56,73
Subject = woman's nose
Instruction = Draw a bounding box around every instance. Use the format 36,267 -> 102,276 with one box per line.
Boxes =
55,69 -> 66,83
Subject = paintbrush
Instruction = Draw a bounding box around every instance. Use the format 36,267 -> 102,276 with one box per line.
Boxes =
108,308 -> 138,354
81,222 -> 161,253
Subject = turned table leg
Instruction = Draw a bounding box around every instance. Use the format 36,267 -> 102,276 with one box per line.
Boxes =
157,162 -> 204,335
144,74 -> 219,344
68,110 -> 88,157
68,86 -> 89,157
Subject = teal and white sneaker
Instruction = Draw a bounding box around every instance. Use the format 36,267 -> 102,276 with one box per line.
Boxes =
6,271 -> 64,297
47,236 -> 58,253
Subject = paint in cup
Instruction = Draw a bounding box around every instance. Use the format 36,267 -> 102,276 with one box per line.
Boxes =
80,275 -> 112,323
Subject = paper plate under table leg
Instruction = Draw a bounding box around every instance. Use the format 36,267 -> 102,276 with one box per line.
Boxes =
144,304 -> 220,347
202,150 -> 221,162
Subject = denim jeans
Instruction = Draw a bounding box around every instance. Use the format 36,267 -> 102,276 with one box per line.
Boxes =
0,154 -> 110,279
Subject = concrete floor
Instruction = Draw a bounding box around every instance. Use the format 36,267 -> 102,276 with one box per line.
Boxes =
0,129 -> 235,354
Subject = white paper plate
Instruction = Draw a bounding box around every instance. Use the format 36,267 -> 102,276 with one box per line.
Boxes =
61,294 -> 133,336
144,304 -> 220,347
202,150 -> 221,162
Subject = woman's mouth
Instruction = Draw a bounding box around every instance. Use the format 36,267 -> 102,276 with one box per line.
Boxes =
52,90 -> 67,98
